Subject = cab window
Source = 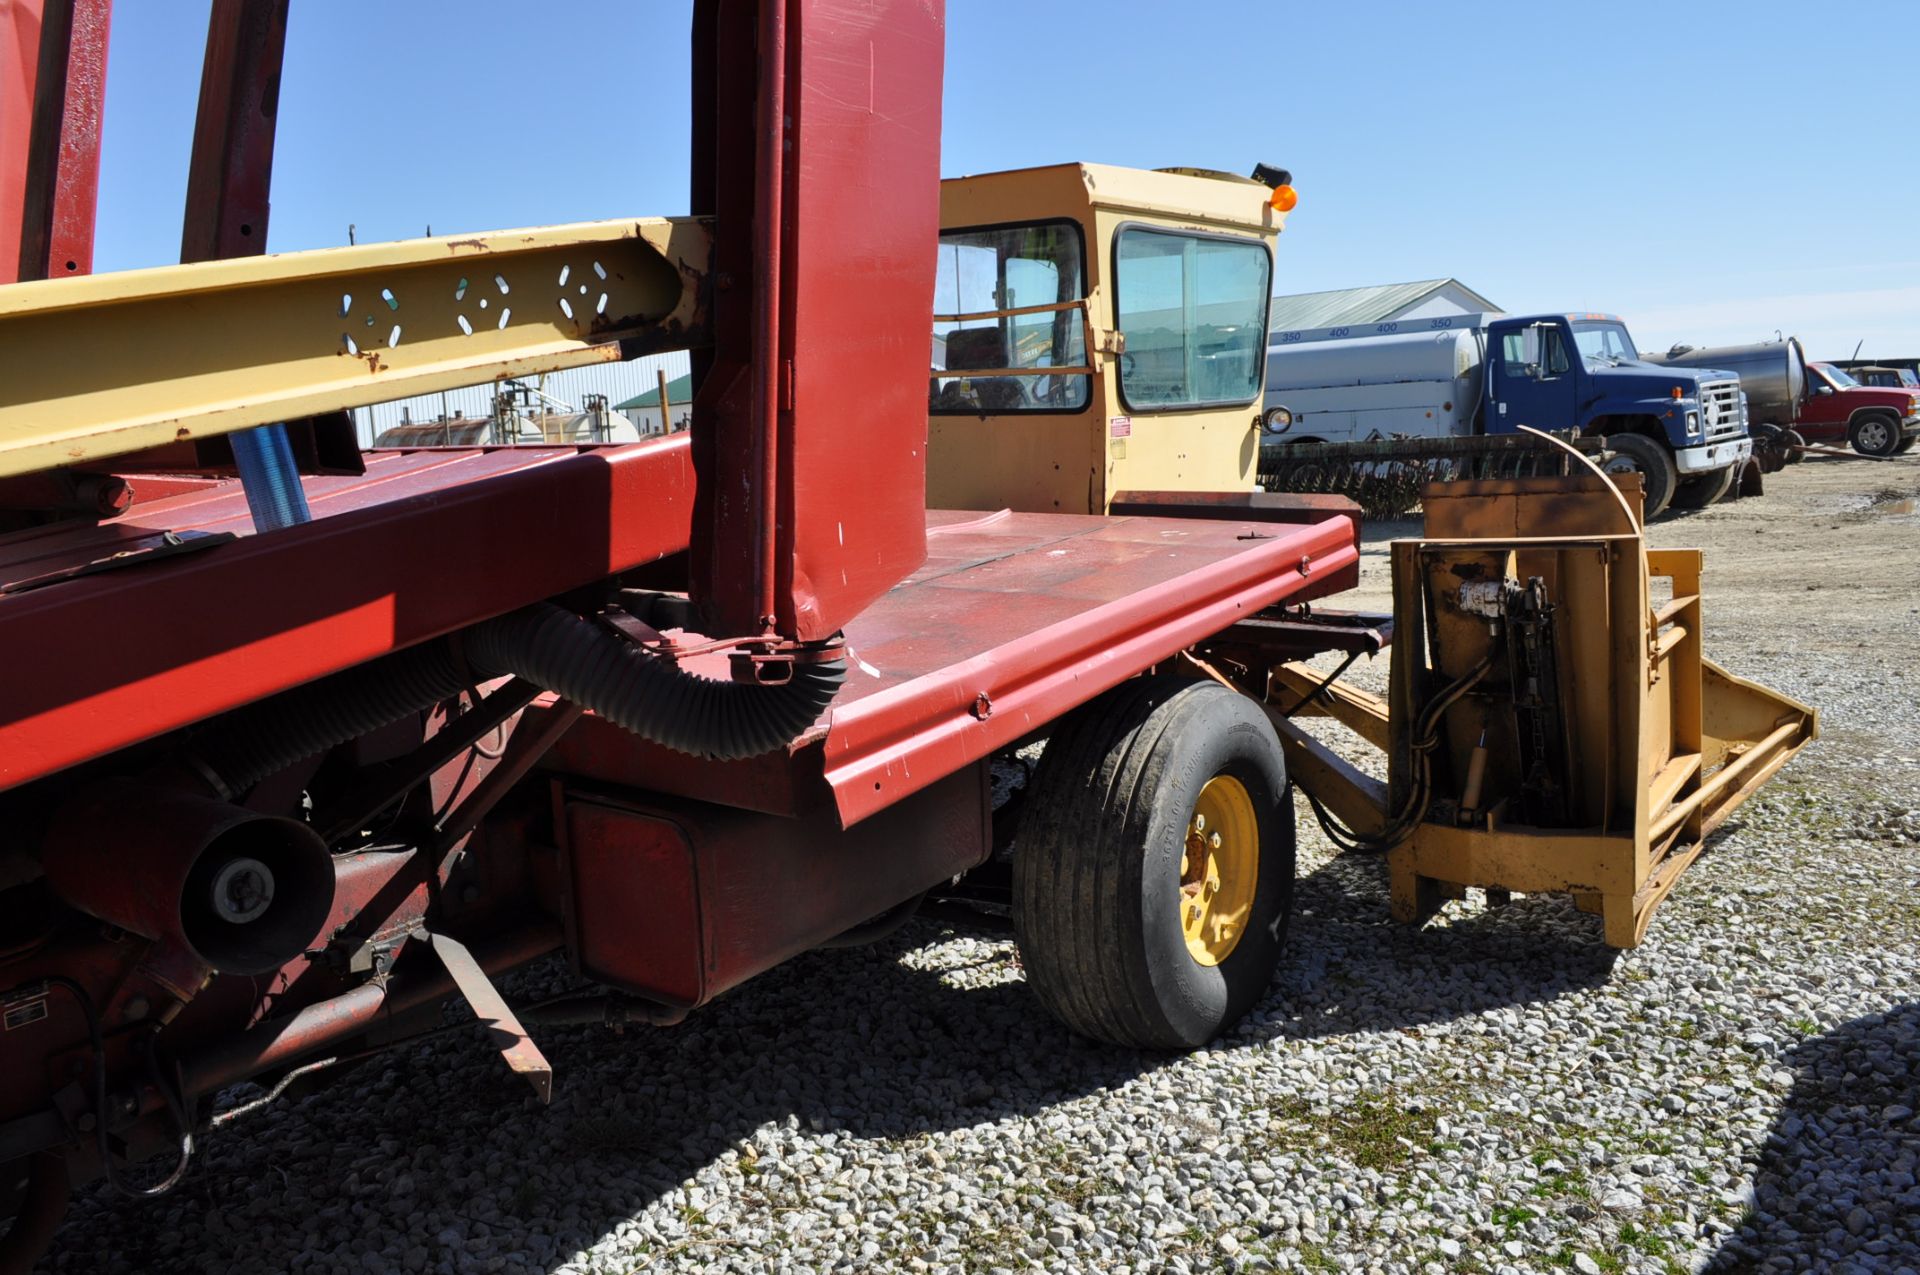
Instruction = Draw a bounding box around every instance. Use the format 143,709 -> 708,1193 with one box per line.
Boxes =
1500,327 -> 1569,376
930,221 -> 1088,414
1113,227 -> 1270,410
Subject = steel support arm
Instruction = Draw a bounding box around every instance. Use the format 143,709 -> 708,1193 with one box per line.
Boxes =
0,217 -> 712,477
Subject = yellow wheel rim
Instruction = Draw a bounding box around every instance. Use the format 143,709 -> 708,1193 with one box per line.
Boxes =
1178,774 -> 1260,966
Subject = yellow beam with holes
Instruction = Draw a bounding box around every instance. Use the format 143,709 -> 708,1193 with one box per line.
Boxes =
0,218 -> 712,478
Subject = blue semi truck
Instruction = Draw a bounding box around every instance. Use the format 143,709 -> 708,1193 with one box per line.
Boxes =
1260,311 -> 1753,517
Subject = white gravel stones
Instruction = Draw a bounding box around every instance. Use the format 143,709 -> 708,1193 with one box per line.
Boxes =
34,465 -> 1920,1273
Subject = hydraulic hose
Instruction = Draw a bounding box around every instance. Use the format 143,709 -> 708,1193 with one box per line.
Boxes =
193,604 -> 846,795
1301,650 -> 1496,856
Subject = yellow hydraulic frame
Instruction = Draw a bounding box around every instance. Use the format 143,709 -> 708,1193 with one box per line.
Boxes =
1230,475 -> 1816,948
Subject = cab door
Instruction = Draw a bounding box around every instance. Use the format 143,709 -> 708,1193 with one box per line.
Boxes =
1487,319 -> 1578,433
1795,364 -> 1847,441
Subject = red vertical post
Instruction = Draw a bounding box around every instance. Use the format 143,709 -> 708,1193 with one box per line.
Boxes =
179,0 -> 305,522
750,0 -> 787,633
8,0 -> 112,282
178,0 -> 287,263
690,0 -> 944,643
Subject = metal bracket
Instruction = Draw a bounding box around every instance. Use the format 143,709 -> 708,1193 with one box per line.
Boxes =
423,931 -> 552,1104
326,930 -> 411,978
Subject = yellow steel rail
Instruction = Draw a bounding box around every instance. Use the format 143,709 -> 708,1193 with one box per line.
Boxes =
0,218 -> 712,478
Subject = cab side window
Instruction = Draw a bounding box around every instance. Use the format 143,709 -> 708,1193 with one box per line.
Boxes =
1500,328 -> 1570,377
1500,332 -> 1528,375
930,221 -> 1089,414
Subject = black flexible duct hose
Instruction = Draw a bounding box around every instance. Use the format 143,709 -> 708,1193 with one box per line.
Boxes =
194,604 -> 846,794
463,605 -> 844,761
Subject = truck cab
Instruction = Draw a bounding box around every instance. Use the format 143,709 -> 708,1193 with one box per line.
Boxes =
1484,313 -> 1750,512
926,164 -> 1288,513
1261,311 -> 1753,516
1799,361 -> 1920,455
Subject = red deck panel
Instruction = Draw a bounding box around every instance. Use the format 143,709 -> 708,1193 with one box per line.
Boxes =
821,509 -> 1359,824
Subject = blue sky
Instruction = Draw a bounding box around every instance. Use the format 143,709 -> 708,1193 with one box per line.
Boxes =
94,1 -> 1920,360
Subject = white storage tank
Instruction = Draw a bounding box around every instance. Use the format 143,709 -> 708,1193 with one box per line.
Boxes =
1264,327 -> 1485,444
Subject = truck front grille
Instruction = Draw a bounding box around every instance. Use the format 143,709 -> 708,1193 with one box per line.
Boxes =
1699,379 -> 1744,441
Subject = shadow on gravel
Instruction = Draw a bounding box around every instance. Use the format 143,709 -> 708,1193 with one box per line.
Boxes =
1234,847 -> 1623,1048
47,934 -> 1155,1275
1703,1001 -> 1920,1273
47,851 -> 1631,1275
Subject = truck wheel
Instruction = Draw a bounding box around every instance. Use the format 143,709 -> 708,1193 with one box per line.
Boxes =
1668,465 -> 1734,510
1783,428 -> 1807,464
1601,434 -> 1678,519
1850,412 -> 1902,458
1013,676 -> 1294,1050
1752,423 -> 1788,473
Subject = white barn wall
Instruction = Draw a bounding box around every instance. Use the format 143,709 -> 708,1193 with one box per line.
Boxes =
1388,283 -> 1500,322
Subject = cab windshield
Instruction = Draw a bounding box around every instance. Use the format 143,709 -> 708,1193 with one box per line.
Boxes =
1817,364 -> 1860,389
1570,320 -> 1639,364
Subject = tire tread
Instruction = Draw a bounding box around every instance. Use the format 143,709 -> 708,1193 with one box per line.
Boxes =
1013,676 -> 1289,1050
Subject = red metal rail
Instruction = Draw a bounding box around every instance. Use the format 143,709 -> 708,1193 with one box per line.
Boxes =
3,0 -> 111,283
178,0 -> 287,265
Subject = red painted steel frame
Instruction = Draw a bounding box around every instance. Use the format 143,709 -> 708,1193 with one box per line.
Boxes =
0,3 -> 1382,1267
0,441 -> 695,790
691,0 -> 941,641
5,0 -> 110,283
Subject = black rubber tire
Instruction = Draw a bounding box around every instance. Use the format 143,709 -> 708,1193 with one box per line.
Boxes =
1783,428 -> 1807,464
1602,433 -> 1678,519
1668,464 -> 1735,510
1849,412 -> 1902,458
1012,676 -> 1295,1051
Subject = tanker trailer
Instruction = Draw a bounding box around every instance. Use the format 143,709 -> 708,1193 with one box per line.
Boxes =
1261,312 -> 1754,517
1647,338 -> 1808,467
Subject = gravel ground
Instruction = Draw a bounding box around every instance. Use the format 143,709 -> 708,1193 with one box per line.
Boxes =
36,456 -> 1920,1274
